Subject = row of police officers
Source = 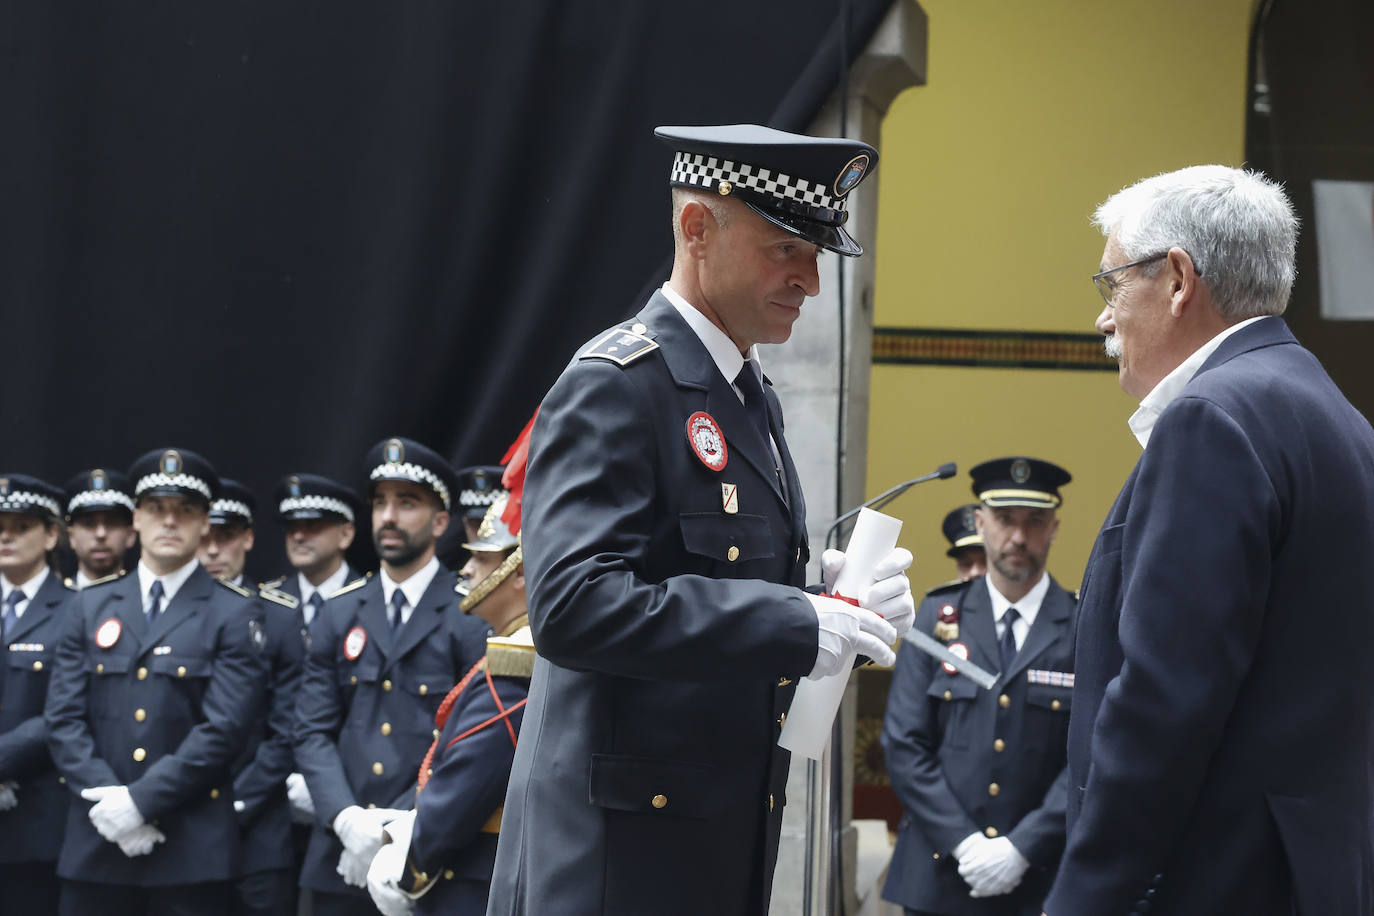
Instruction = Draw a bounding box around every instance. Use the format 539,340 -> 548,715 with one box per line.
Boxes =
0,437 -> 532,915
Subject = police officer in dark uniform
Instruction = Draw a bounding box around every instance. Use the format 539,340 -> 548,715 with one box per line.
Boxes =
64,469 -> 137,589
0,474 -> 77,913
44,447 -> 267,916
294,437 -> 490,916
366,493 -> 533,916
942,504 -> 987,581
453,466 -> 506,545
882,458 -> 1077,916
201,479 -> 257,587
487,125 -> 916,916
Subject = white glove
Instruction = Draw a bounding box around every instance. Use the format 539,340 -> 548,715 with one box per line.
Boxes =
333,805 -> 408,858
806,593 -> 896,678
958,835 -> 1030,897
286,772 -> 315,824
337,846 -> 371,888
367,842 -> 415,916
0,782 -> 18,812
820,547 -> 915,637
116,824 -> 166,858
953,831 -> 986,862
82,786 -> 144,842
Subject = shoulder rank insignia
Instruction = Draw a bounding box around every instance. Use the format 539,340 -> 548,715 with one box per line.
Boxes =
925,578 -> 966,597
86,571 -> 126,589
328,577 -> 369,599
218,578 -> 254,598
259,586 -> 300,609
485,625 -> 536,679
258,576 -> 286,590
580,327 -> 659,367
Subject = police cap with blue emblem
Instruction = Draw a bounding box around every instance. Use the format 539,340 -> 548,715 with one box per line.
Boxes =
210,478 -> 256,528
942,503 -> 984,558
0,474 -> 66,522
969,457 -> 1071,510
128,448 -> 220,507
455,465 -> 508,522
655,123 -> 878,256
64,468 -> 135,520
275,473 -> 360,525
366,437 -> 458,512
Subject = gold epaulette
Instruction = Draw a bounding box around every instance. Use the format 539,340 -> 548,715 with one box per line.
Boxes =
485,625 -> 536,679
925,577 -> 969,596
328,577 -> 369,599
258,576 -> 286,590
218,578 -> 254,598
86,571 -> 126,589
259,586 -> 299,609
579,326 -> 659,367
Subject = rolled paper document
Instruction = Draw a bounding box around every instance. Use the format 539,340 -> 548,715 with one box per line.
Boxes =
779,508 -> 903,760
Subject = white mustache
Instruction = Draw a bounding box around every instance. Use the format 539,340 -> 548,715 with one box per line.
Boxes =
1104,334 -> 1123,359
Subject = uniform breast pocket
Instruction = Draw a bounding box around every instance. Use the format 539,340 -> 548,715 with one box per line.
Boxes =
679,512 -> 775,567
926,676 -> 979,749
7,648 -> 52,677
1023,683 -> 1073,752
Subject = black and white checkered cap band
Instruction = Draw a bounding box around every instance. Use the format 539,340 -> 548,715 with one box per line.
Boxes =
279,495 -> 355,524
68,490 -> 136,515
134,473 -> 214,502
211,499 -> 253,522
370,463 -> 451,510
671,152 -> 845,214
0,492 -> 62,518
460,488 -> 507,508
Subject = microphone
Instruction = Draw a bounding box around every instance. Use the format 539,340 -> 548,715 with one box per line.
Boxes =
824,462 -> 957,551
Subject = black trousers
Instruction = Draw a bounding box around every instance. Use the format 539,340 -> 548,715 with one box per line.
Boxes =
311,889 -> 380,916
59,879 -> 233,916
232,868 -> 296,916
0,860 -> 61,914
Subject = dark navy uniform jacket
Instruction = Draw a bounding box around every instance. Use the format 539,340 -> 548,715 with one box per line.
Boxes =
0,571 -> 75,864
882,575 -> 1076,916
232,590 -> 305,876
293,568 -> 489,898
488,293 -> 820,916
1046,318 -> 1374,916
410,629 -> 531,916
45,565 -> 266,885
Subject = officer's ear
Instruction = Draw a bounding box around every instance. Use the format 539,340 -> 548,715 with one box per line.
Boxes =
338,521 -> 355,551
243,528 -> 255,553
680,200 -> 713,258
512,565 -> 525,595
430,508 -> 450,540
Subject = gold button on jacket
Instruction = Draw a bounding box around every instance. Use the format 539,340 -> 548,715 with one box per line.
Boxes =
651,794 -> 667,809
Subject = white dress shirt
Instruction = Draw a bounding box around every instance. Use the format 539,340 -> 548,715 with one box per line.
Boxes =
299,563 -> 351,625
1129,316 -> 1267,449
1,566 -> 50,621
137,558 -> 200,616
379,556 -> 440,628
985,571 -> 1051,651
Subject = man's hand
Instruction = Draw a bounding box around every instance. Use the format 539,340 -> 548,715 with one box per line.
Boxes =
806,594 -> 896,678
337,846 -> 371,888
81,786 -> 144,842
286,772 -> 315,824
116,824 -> 166,858
367,842 -> 415,916
958,835 -> 1029,897
333,805 -> 408,859
0,782 -> 18,812
820,547 -> 916,637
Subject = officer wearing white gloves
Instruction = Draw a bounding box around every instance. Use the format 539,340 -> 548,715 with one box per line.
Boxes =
881,458 -> 1077,916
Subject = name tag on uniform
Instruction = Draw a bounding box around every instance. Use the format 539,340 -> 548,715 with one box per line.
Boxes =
1026,669 -> 1074,687
8,643 -> 44,652
153,645 -> 173,655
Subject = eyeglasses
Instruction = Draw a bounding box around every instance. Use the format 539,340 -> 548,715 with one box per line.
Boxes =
1091,252 -> 1169,306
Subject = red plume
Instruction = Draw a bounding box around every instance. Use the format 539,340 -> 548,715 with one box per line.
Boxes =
499,410 -> 538,536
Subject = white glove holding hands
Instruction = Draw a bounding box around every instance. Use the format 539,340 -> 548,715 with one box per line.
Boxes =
333,805 -> 408,859
366,841 -> 415,916
116,824 -> 166,858
337,846 -> 372,888
0,782 -> 18,812
820,547 -> 916,637
958,834 -> 1030,898
806,593 -> 896,678
81,785 -> 144,842
286,772 -> 315,824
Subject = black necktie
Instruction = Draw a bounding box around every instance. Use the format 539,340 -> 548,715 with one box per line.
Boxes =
1000,607 -> 1020,673
389,589 -> 407,634
733,364 -> 773,451
307,591 -> 324,623
147,580 -> 165,625
2,590 -> 23,641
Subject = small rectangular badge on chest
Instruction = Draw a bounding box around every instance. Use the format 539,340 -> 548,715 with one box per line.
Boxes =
152,645 -> 173,656
721,482 -> 739,515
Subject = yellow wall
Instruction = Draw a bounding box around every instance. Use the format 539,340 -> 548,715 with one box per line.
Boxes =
867,0 -> 1254,590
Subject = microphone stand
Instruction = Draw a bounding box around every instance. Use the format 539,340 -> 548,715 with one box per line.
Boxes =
824,462 -> 958,551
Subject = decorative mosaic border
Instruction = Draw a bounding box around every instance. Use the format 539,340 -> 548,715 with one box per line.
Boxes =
872,327 -> 1117,371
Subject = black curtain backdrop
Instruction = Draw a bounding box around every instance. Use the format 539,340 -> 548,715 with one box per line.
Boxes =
2,0 -> 892,581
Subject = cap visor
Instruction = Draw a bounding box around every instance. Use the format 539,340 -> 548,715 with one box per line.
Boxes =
743,201 -> 863,257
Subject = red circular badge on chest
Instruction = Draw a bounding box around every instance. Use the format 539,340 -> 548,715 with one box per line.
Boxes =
686,411 -> 728,472
343,626 -> 367,661
94,617 -> 122,650
942,640 -> 969,675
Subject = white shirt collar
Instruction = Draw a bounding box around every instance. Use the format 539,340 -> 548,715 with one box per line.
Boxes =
76,569 -> 94,590
984,571 -> 1050,630
137,557 -> 200,609
1129,316 -> 1267,449
1,566 -> 50,617
300,563 -> 351,616
662,283 -> 765,398
380,556 -> 440,625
